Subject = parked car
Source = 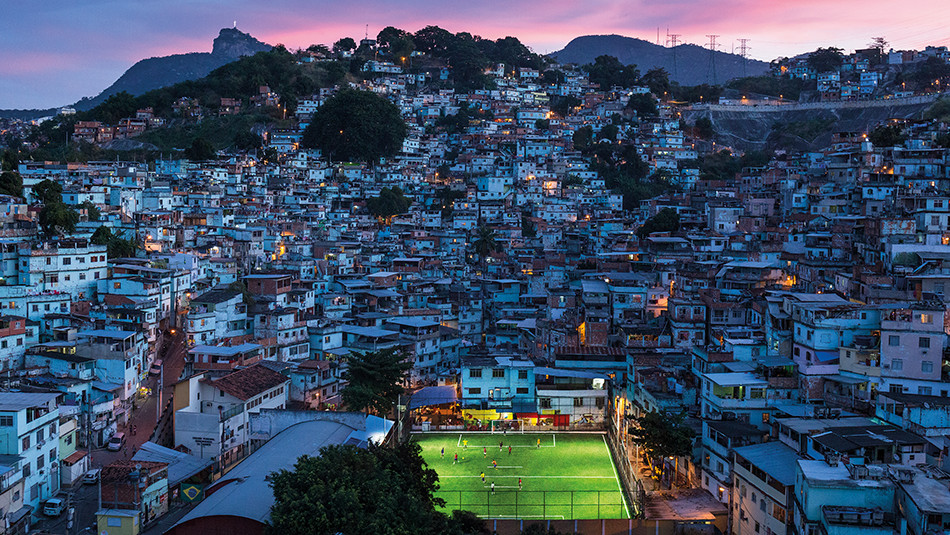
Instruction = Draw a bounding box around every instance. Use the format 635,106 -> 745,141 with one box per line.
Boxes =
107,432 -> 125,452
82,469 -> 101,485
149,359 -> 163,375
43,498 -> 64,517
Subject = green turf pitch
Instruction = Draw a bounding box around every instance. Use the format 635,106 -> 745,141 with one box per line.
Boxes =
414,433 -> 629,520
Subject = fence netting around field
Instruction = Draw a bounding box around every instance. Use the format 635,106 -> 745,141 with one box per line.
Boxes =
439,489 -> 628,520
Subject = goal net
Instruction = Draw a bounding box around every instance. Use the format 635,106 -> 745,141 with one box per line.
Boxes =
489,419 -> 523,434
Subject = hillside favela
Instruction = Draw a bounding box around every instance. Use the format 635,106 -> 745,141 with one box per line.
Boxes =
3,6 -> 950,535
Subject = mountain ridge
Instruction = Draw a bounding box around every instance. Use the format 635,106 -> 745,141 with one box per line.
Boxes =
0,28 -> 270,119
551,34 -> 769,86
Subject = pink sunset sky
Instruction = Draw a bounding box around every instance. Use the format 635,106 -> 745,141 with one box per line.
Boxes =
1,0 -> 948,109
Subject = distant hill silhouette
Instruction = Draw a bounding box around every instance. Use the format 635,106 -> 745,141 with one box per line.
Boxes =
0,28 -> 270,118
73,28 -> 271,111
551,35 -> 769,86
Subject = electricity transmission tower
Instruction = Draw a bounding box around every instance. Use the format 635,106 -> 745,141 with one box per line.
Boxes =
737,38 -> 751,76
705,35 -> 720,85
666,31 -> 682,78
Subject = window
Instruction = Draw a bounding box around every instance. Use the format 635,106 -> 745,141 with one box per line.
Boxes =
21,436 -> 29,450
518,370 -> 528,380
467,388 -> 481,395
539,398 -> 552,409
469,368 -> 482,378
889,335 -> 900,346
573,397 -> 583,407
0,416 -> 11,426
922,361 -> 934,373
516,387 -> 529,394
892,359 -> 903,371
920,337 -> 931,349
492,368 -> 505,378
36,456 -> 44,470
107,517 -> 122,527
22,464 -> 29,478
921,314 -> 934,324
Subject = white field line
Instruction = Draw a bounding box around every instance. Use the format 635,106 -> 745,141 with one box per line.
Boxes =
439,478 -> 623,482
603,435 -> 629,514
484,515 -> 566,519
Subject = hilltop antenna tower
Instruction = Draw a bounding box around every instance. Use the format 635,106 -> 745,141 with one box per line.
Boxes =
737,38 -> 751,76
666,31 -> 682,78
705,34 -> 720,85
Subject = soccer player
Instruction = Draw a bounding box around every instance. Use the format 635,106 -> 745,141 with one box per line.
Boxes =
499,440 -> 503,451
537,437 -> 541,448
492,459 -> 497,469
483,446 -> 487,457
481,472 -> 486,482
518,477 -> 522,490
508,445 -> 512,455
491,482 -> 495,494
441,447 -> 444,459
463,439 -> 468,448
453,452 -> 458,464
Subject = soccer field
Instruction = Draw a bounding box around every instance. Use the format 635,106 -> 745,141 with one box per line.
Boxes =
414,433 -> 629,520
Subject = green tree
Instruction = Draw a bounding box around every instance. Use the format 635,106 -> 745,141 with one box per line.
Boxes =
90,225 -> 113,246
550,95 -> 580,118
31,179 -> 63,205
267,441 -> 482,535
807,47 -> 844,73
79,200 -> 100,221
626,94 -> 658,117
233,130 -> 262,152
521,213 -> 537,238
1,149 -> 18,172
584,55 -> 640,89
302,89 -> 407,163
332,37 -> 356,54
184,137 -> 216,160
572,125 -> 594,152
0,171 -> 23,197
636,208 -> 680,239
377,26 -> 415,64
868,123 -> 906,148
628,410 -> 695,475
39,202 -> 79,237
599,124 -> 619,142
640,67 -> 672,96
366,187 -> 411,219
91,226 -> 137,258
694,117 -> 715,139
342,348 -> 412,416
413,26 -> 455,55
472,225 -> 498,265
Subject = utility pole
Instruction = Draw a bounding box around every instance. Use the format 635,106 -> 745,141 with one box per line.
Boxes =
705,35 -> 720,85
666,31 -> 681,79
737,38 -> 751,77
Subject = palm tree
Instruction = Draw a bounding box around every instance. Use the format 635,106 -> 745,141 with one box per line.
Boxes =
472,225 -> 498,274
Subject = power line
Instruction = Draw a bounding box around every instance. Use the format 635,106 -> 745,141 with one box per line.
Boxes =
706,34 -> 719,85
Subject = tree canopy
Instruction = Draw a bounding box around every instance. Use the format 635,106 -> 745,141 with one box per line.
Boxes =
628,410 -> 695,460
366,187 -> 412,219
91,225 -> 138,258
584,55 -> 640,89
868,123 -> 907,148
267,441 -> 483,535
636,208 -> 681,239
302,89 -> 407,163
342,348 -> 411,416
807,47 -> 844,73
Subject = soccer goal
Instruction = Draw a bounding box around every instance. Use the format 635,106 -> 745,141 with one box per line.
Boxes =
490,420 -> 524,434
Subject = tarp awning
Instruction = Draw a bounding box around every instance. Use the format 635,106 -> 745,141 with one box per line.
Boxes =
409,386 -> 457,410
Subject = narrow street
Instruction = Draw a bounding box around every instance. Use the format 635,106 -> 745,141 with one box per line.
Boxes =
32,330 -> 189,534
